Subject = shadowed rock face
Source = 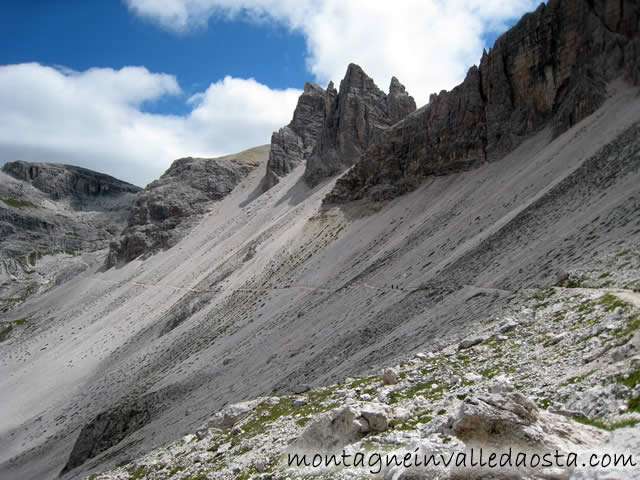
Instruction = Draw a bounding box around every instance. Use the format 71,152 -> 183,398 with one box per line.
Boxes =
2,161 -> 141,201
326,0 -> 640,203
265,83 -> 326,189
107,148 -> 265,267
303,64 -> 416,186
60,392 -> 167,475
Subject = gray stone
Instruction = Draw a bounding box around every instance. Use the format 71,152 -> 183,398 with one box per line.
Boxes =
107,147 -> 264,266
304,64 -> 415,186
325,0 -> 640,203
205,403 -> 252,430
382,368 -> 398,385
265,83 -> 325,188
458,337 -> 485,350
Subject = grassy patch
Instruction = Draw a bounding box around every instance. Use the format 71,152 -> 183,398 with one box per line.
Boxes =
240,388 -> 340,440
565,277 -> 586,288
0,324 -> 14,342
388,380 -> 445,404
538,398 -> 552,409
565,369 -> 597,386
480,363 -> 515,379
598,293 -> 630,313
615,368 -> 640,413
532,287 -> 555,302
1,198 -> 38,208
575,417 -> 640,431
28,252 -> 40,266
129,466 -> 150,480
168,465 -> 186,475
612,314 -> 640,342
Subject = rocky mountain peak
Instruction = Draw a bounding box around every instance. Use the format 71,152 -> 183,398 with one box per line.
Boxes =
339,63 -> 379,92
388,76 -> 404,95
302,63 -> 415,186
107,146 -> 266,267
264,83 -> 326,189
387,76 -> 417,124
326,0 -> 640,203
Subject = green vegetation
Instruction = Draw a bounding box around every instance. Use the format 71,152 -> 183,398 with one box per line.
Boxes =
129,466 -> 149,479
28,251 -> 40,266
565,277 -> 585,288
614,368 -> 640,414
533,287 -> 555,301
538,398 -> 552,409
565,370 -> 596,385
1,198 -> 38,208
239,386 -> 340,441
0,324 -> 13,342
599,293 -> 629,313
388,380 -> 445,404
168,465 -> 186,475
27,249 -> 76,266
480,363 -> 516,379
612,313 -> 640,342
575,416 -> 640,431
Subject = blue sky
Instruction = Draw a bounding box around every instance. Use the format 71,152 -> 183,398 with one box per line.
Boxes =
1,0 -> 309,116
0,0 -> 539,186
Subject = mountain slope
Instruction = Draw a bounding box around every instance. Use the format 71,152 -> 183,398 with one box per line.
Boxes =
0,80 -> 639,479
0,163 -> 141,314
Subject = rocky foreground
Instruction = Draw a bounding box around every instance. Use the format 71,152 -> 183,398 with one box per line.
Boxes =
87,283 -> 640,480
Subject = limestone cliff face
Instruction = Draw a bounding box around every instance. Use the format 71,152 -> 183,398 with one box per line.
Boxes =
265,83 -> 326,189
303,64 -> 416,186
0,162 -> 140,259
107,147 -> 267,267
326,0 -> 640,203
2,161 -> 141,200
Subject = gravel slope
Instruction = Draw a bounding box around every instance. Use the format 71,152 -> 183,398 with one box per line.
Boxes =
0,83 -> 639,480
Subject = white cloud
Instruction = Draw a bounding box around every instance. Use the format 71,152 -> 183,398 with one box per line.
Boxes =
0,63 -> 300,186
124,0 -> 541,105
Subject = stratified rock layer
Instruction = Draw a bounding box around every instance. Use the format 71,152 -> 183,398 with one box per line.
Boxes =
265,83 -> 325,188
326,0 -> 640,203
303,64 -> 416,186
2,161 -> 141,201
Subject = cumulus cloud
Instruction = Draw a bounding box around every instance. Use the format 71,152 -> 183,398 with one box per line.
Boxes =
124,0 -> 540,105
0,63 -> 300,186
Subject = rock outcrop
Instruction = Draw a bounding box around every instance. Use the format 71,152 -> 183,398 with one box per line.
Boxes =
292,403 -> 410,452
303,64 -> 416,186
0,163 -> 141,308
326,0 -> 640,203
265,83 -> 325,188
106,146 -> 266,267
60,392 -> 167,475
451,393 -> 607,450
2,161 -> 141,202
